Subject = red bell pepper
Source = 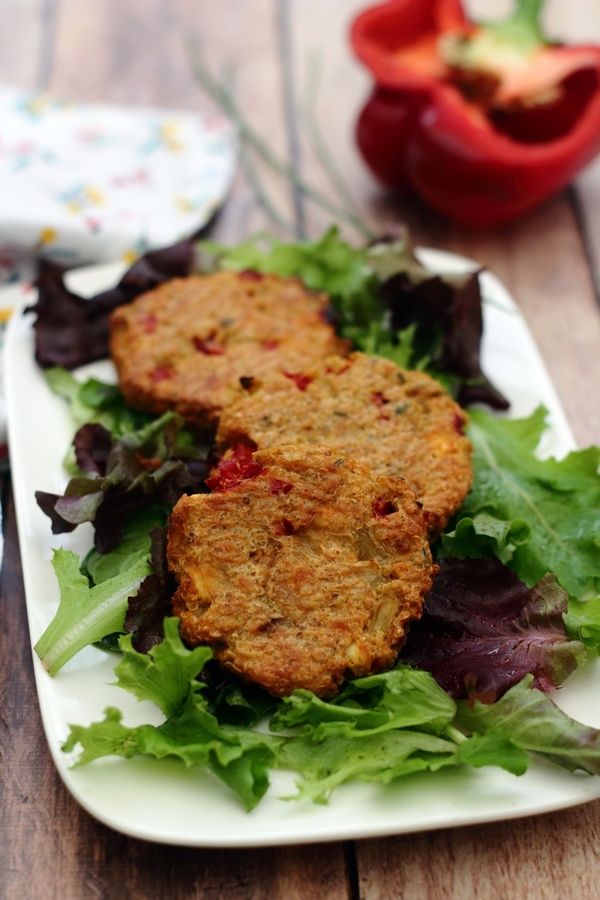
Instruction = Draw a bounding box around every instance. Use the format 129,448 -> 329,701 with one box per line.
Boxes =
350,0 -> 600,227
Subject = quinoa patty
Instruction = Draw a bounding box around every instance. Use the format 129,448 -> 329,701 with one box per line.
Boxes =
109,271 -> 347,427
217,352 -> 473,532
168,445 -> 434,698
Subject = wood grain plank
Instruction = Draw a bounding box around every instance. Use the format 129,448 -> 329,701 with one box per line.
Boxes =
289,0 -> 600,446
0,0 -> 49,87
358,800 -> 600,900
2,1 -> 351,897
285,4 -> 600,897
49,0 -> 295,241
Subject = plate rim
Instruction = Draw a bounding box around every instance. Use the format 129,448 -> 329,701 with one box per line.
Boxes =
4,248 -> 600,847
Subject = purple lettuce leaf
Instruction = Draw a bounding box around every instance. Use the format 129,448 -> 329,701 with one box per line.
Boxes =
402,558 -> 586,701
124,526 -> 175,652
74,423 -> 113,474
368,234 -> 509,410
36,414 -> 207,553
28,237 -> 196,369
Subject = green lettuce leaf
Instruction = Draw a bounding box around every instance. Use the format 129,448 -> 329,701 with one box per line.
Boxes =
34,548 -> 150,675
45,367 -> 152,438
114,618 -> 212,717
63,699 -> 277,811
454,731 -> 529,775
270,666 -> 456,739
277,730 -> 458,804
82,506 -> 166,584
202,227 -> 381,334
564,596 -> 600,650
457,675 -> 600,774
443,407 -> 600,601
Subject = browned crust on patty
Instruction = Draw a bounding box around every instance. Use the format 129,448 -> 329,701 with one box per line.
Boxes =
216,352 -> 473,533
168,445 -> 434,697
109,271 -> 348,427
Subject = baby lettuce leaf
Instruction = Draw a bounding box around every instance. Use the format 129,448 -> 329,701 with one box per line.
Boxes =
367,236 -> 509,409
62,700 -> 277,811
45,368 -> 152,439
30,238 -> 196,369
564,596 -> 600,651
277,730 -> 458,804
270,666 -> 456,739
123,526 -> 175,652
402,558 -> 586,699
62,619 -> 278,810
443,407 -> 600,602
82,507 -> 165,585
114,618 -> 212,717
36,413 -> 205,553
34,548 -> 150,675
60,621 -> 600,807
457,675 -> 600,775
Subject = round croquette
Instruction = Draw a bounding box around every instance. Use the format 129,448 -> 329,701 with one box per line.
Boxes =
168,445 -> 435,698
109,271 -> 348,427
216,352 -> 473,532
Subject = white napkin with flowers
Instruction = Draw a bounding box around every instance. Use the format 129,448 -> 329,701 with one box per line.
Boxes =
0,87 -> 237,465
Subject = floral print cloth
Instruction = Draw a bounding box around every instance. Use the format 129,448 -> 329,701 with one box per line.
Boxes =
0,87 -> 237,467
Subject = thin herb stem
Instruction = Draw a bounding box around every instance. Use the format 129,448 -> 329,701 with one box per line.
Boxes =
239,144 -> 297,235
445,724 -> 468,745
220,63 -> 296,235
301,53 -> 368,225
188,41 -> 373,240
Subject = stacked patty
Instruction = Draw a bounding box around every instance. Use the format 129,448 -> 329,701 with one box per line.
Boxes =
109,272 -> 472,697
169,445 -> 434,697
217,352 -> 472,533
110,270 -> 348,427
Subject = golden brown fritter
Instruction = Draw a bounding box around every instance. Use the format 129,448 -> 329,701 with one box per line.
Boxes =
217,352 -> 472,532
168,445 -> 434,698
109,271 -> 348,427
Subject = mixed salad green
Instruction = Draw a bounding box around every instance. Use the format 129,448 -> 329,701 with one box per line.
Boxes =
31,230 -> 600,810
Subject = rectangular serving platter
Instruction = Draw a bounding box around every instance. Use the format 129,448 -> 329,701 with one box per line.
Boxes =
4,249 -> 600,847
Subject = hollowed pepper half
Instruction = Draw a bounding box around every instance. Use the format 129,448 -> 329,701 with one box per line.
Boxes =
351,0 -> 600,227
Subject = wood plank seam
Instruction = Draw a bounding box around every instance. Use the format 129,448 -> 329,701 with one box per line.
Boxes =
344,840 -> 362,900
276,0 -> 307,238
568,186 -> 600,310
36,0 -> 60,89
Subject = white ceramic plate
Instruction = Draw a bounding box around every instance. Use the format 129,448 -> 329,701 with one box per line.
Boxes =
4,250 -> 600,847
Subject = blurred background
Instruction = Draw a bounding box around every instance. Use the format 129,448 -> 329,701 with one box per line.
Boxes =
2,0 -> 599,248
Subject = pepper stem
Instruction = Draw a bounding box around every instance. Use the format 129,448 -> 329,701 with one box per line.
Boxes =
513,0 -> 544,26
488,0 -> 547,50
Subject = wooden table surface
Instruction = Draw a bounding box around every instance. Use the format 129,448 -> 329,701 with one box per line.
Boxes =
2,1 -> 600,898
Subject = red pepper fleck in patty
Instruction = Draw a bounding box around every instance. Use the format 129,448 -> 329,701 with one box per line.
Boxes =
239,269 -> 264,282
283,371 -> 314,391
453,413 -> 466,435
270,478 -> 294,495
206,443 -> 263,492
151,365 -> 174,382
372,497 -> 396,517
193,332 -> 225,355
273,518 -> 296,536
141,313 -> 157,333
371,391 -> 389,408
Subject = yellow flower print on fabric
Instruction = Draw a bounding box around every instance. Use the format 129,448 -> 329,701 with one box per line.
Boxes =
175,194 -> 195,214
160,121 -> 183,153
37,227 -> 57,246
122,248 -> 138,264
85,186 -> 106,206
